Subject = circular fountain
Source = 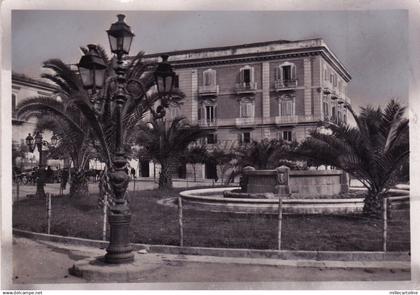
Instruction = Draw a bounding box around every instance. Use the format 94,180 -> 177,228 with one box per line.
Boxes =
177,166 -> 409,215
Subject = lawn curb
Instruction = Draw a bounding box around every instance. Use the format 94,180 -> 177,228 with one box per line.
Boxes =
13,228 -> 410,262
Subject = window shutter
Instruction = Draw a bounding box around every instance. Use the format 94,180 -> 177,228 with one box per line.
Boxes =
279,66 -> 284,82
250,67 -> 255,83
292,64 -> 296,80
214,105 -> 217,120
211,70 -> 216,86
239,68 -> 244,83
198,106 -> 202,120
203,71 -> 209,86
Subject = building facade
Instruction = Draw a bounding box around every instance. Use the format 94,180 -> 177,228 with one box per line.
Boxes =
142,38 -> 352,180
12,73 -> 58,169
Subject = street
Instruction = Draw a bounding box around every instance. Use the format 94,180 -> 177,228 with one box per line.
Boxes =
11,237 -> 410,285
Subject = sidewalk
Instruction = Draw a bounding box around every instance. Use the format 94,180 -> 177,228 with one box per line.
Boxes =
11,237 -> 410,285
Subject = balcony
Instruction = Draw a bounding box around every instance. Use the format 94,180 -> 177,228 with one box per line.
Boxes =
198,85 -> 219,97
330,90 -> 339,100
273,79 -> 298,91
323,87 -> 332,95
275,115 -> 317,125
235,117 -> 255,128
234,82 -> 258,94
198,119 -> 217,128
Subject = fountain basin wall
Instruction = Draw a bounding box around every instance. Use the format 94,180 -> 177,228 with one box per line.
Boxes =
179,187 -> 409,215
245,169 -> 348,197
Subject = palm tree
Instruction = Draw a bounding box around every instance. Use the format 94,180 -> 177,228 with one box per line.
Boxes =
296,100 -> 409,216
236,138 -> 296,170
135,116 -> 208,189
16,47 -> 179,198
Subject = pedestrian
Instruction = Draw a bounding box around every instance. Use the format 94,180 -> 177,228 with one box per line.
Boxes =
130,167 -> 136,179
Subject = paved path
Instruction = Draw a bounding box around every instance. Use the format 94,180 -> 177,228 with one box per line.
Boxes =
11,237 -> 410,285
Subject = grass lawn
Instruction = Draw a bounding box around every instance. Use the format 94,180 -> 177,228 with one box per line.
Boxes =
12,188 -> 410,252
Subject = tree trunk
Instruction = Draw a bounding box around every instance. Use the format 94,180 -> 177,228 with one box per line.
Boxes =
192,164 -> 197,182
70,170 -> 89,198
159,161 -> 173,190
363,191 -> 384,217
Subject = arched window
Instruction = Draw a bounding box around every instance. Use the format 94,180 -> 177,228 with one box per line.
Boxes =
203,69 -> 216,86
278,94 -> 295,116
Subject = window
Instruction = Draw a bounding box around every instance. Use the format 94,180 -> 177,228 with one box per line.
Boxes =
276,62 -> 296,83
243,69 -> 251,83
282,130 -> 293,142
323,101 -> 329,119
206,133 -> 217,144
198,104 -> 216,123
333,74 -> 337,87
203,69 -> 216,86
205,105 -> 215,122
324,68 -> 328,81
282,65 -> 291,81
279,95 -> 295,116
330,73 -> 333,83
174,75 -> 179,88
338,111 -> 342,123
242,132 -> 251,144
12,94 -> 16,117
239,66 -> 255,85
240,101 -> 254,118
331,106 -> 337,121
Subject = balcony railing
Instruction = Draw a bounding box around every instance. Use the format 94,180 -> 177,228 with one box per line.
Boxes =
274,115 -> 317,125
198,119 -> 217,128
235,117 -> 255,127
234,82 -> 258,94
198,85 -> 219,96
273,79 -> 298,91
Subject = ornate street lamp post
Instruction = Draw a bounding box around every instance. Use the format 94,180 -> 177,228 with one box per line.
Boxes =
25,132 -> 57,198
77,14 -> 175,264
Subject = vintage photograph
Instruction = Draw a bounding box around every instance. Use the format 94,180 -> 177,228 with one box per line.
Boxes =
4,6 -> 417,289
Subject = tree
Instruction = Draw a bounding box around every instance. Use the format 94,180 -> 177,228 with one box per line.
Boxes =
296,100 -> 409,216
183,145 -> 208,181
16,47 -> 180,198
207,147 -> 235,184
236,138 -> 296,170
135,116 -> 208,189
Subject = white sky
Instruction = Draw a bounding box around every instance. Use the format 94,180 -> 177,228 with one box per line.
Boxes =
12,10 -> 409,110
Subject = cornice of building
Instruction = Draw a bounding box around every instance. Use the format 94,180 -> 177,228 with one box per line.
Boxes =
12,72 -> 57,92
143,38 -> 352,82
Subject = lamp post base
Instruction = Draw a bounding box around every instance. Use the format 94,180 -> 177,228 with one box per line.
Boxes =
35,182 -> 46,199
105,212 -> 134,264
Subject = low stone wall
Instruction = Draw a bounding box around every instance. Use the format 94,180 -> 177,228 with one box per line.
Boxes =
289,170 -> 348,197
179,187 -> 409,215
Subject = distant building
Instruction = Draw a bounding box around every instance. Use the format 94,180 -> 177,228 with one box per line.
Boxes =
12,73 -> 58,169
141,38 -> 352,180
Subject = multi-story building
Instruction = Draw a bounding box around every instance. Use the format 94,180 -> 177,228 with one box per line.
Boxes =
142,38 -> 352,180
12,73 -> 58,169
